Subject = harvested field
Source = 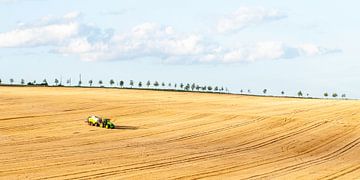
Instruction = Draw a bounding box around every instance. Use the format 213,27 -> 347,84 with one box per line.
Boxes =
0,86 -> 359,179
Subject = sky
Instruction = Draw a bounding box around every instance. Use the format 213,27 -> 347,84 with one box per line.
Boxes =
0,0 -> 359,98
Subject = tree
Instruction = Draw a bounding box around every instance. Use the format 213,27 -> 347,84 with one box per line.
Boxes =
324,92 -> 328,97
146,80 -> 151,88
54,78 -> 59,86
341,94 -> 346,98
214,86 -> 219,91
130,80 -> 134,88
168,83 -> 172,88
138,81 -> 142,88
191,83 -> 196,91
0,78 -> 2,84
298,91 -> 303,97
161,82 -> 165,87
202,86 -> 207,91
332,93 -> 338,98
196,85 -> 200,91
110,79 -> 115,86
89,80 -> 93,87
119,80 -> 124,88
21,79 -> 25,85
98,80 -> 103,86
263,89 -> 267,94
42,79 -> 48,86
174,83 -> 177,89
180,83 -> 184,89
78,80 -> 82,86
154,81 -> 159,87
66,79 -> 71,86
247,89 -> 251,93
281,91 -> 285,95
10,78 -> 14,85
208,86 -> 213,91
184,84 -> 190,91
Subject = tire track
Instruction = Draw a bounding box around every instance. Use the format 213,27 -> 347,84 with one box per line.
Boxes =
173,122 -> 355,179
243,137 -> 360,179
37,120 -> 329,180
320,164 -> 360,180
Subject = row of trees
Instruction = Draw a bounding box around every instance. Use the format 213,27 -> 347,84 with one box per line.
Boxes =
254,89 -> 346,99
0,78 -> 229,93
0,78 -> 347,98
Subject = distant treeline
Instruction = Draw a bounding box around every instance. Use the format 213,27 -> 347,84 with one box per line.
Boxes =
0,78 -> 347,99
0,78 -> 230,94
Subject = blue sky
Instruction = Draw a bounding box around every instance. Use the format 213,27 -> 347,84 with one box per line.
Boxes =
0,0 -> 359,98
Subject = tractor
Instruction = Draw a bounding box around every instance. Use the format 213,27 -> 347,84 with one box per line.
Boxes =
86,115 -> 115,129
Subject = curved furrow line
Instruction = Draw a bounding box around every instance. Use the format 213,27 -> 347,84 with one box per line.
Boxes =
244,137 -> 360,179
20,116 -> 266,177
320,164 -> 360,180
39,120 -> 330,179
0,104 -> 102,122
173,123 -> 353,179
225,121 -> 328,153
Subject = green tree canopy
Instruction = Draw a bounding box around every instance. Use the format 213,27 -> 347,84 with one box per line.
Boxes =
110,79 -> 115,86
54,78 -> 59,85
263,89 -> 267,94
154,81 -> 159,87
298,91 -> 303,97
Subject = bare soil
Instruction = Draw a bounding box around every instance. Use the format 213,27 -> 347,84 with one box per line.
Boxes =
0,86 -> 359,179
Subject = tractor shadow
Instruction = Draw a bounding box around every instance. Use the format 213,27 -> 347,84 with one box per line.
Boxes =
114,125 -> 139,130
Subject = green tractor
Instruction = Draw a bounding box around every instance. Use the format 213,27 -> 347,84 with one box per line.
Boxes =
86,115 -> 115,129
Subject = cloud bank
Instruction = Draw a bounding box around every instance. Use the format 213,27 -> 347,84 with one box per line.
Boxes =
0,9 -> 340,64
217,7 -> 286,33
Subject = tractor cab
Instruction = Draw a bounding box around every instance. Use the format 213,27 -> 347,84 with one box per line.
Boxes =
101,118 -> 115,129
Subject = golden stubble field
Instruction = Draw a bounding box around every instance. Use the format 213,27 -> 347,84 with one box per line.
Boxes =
0,86 -> 359,179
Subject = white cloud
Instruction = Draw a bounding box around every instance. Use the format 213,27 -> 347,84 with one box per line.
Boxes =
63,11 -> 81,20
220,42 -> 339,63
0,12 -> 339,64
0,11 -> 82,48
0,23 -> 79,48
58,23 -> 208,62
217,7 -> 286,33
